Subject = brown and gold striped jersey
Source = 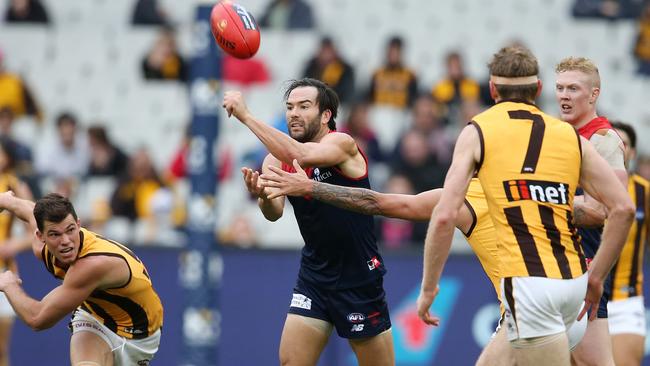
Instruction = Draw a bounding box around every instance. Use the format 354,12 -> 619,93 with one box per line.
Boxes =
609,174 -> 650,300
472,101 -> 587,279
42,228 -> 163,339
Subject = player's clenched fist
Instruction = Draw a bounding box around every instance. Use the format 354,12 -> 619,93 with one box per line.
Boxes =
222,91 -> 251,121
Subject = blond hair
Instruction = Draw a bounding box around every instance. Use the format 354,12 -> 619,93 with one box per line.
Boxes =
555,57 -> 601,88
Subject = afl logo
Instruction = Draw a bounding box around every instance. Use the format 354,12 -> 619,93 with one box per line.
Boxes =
347,313 -> 365,323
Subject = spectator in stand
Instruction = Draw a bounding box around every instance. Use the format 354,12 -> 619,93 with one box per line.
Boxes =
0,108 -> 32,176
379,174 -> 416,249
86,125 -> 129,178
410,94 -> 453,163
0,50 -> 43,122
131,0 -> 168,26
259,0 -> 314,30
431,51 -> 480,123
35,112 -> 89,183
302,37 -> 355,105
220,214 -> 258,248
572,0 -> 643,20
368,36 -> 418,109
142,28 -> 187,82
390,130 -> 448,194
4,0 -> 49,24
111,148 -> 165,222
634,2 -> 650,76
340,102 -> 384,163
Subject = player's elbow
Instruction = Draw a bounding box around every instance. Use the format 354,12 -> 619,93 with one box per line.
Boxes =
433,209 -> 457,229
610,198 -> 635,225
28,316 -> 55,331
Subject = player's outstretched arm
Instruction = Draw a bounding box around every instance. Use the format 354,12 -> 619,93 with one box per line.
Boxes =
418,125 -> 479,326
0,255 -> 127,330
572,195 -> 607,228
262,159 -> 439,221
577,137 -> 635,321
223,91 -> 359,169
0,191 -> 42,259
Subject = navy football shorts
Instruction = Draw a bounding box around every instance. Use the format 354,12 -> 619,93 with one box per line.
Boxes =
287,277 -> 392,339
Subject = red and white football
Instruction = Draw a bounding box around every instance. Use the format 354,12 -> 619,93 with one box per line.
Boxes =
210,1 -> 261,59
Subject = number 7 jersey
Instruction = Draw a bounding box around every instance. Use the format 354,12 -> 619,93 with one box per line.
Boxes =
471,101 -> 587,279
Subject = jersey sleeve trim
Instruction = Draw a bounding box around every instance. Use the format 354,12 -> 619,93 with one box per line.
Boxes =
462,198 -> 478,237
469,121 -> 484,174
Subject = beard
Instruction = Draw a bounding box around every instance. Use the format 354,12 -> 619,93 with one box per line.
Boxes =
288,115 -> 322,142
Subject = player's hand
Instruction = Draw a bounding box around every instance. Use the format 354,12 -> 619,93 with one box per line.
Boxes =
416,286 -> 441,326
222,91 -> 250,121
0,270 -> 22,292
578,275 -> 603,321
241,167 -> 270,200
261,159 -> 313,199
0,190 -> 15,213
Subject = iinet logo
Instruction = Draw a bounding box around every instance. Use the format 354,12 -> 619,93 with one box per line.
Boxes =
503,180 -> 570,205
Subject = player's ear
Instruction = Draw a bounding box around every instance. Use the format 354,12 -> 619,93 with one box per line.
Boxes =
488,80 -> 498,101
321,109 -> 332,126
590,87 -> 600,104
35,229 -> 43,242
535,79 -> 543,98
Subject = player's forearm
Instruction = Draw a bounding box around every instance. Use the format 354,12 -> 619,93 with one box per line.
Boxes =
3,283 -> 49,330
258,197 -> 283,221
241,114 -> 304,164
573,196 -> 606,227
590,203 -> 634,281
421,211 -> 456,292
0,195 -> 36,231
311,182 -> 383,216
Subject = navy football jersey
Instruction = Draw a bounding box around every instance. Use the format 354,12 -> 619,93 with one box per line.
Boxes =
282,157 -> 385,289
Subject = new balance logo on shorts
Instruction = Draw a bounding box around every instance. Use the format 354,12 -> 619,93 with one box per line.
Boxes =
290,294 -> 312,310
351,324 -> 364,332
503,179 -> 569,205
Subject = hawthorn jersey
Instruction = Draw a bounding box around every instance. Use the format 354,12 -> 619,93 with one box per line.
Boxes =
42,228 -> 163,339
609,174 -> 650,300
464,178 -> 501,301
472,100 -> 586,279
282,154 -> 385,289
0,173 -> 20,272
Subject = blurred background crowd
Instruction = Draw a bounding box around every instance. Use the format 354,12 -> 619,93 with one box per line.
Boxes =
0,0 -> 649,252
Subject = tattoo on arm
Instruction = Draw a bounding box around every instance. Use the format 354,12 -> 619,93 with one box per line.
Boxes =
312,182 -> 382,215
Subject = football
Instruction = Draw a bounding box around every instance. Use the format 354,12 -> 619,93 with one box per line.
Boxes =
210,1 -> 260,59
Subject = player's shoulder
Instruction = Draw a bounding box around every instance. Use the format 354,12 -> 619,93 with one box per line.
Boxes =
321,131 -> 356,146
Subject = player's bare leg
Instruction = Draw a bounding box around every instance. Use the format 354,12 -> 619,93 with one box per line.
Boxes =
571,319 -> 615,366
348,328 -> 394,366
279,314 -> 332,366
70,331 -> 113,366
512,332 -> 570,366
475,326 -> 515,366
611,333 -> 644,366
0,317 -> 13,366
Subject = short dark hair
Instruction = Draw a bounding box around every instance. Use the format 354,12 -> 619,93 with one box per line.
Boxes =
388,35 -> 403,49
88,125 -> 109,145
284,78 -> 339,130
611,121 -> 636,149
33,193 -> 78,232
56,112 -> 77,128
